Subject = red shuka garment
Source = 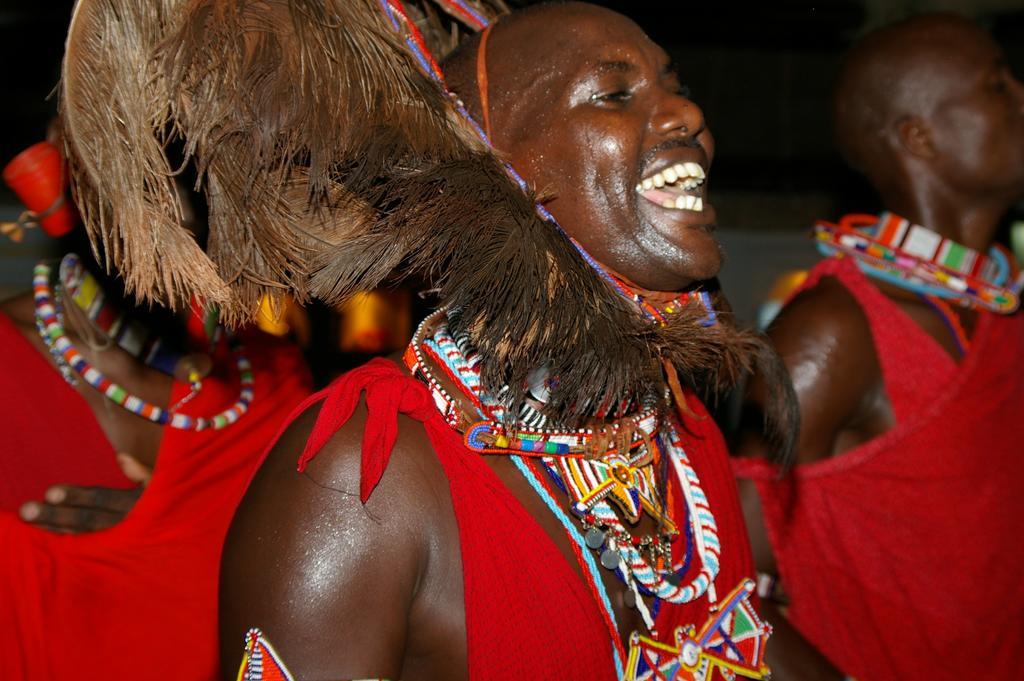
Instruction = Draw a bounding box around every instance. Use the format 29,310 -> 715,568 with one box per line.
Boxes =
291,358 -> 757,679
0,321 -> 312,681
734,256 -> 1024,681
0,312 -> 132,510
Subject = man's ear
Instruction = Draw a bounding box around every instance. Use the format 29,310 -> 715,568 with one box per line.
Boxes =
895,116 -> 935,159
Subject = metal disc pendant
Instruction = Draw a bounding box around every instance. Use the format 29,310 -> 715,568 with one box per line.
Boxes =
585,528 -> 606,550
600,548 -> 621,570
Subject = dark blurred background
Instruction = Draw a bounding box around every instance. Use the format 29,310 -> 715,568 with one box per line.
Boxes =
2,0 -> 1024,326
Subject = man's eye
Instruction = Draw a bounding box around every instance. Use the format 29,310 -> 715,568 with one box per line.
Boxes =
592,90 -> 632,104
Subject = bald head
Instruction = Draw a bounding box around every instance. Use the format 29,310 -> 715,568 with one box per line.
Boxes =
444,2 -> 629,145
834,14 -> 1018,189
442,2 -> 723,292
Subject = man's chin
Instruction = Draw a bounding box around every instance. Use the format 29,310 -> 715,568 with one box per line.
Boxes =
676,239 -> 724,289
654,224 -> 724,291
636,201 -> 722,275
620,239 -> 723,294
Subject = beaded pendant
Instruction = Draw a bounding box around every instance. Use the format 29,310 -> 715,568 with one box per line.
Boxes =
405,311 -> 720,605
624,580 -> 771,681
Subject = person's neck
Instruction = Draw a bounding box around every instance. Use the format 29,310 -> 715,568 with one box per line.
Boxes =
882,186 -> 1007,252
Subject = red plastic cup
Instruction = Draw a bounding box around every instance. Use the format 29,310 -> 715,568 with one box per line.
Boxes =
2,141 -> 77,237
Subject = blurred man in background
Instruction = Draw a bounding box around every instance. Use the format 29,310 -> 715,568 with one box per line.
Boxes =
736,13 -> 1024,681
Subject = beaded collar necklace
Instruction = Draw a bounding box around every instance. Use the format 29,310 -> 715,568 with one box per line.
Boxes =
403,309 -> 666,456
58,253 -> 209,381
404,309 -> 770,680
33,258 -> 254,431
814,212 -> 1022,313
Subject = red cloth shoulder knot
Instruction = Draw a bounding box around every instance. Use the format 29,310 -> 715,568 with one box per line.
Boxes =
295,358 -> 436,503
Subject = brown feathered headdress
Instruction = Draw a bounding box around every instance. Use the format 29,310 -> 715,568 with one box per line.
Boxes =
59,0 -> 796,458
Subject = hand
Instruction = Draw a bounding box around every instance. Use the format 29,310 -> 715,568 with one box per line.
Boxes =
18,453 -> 152,534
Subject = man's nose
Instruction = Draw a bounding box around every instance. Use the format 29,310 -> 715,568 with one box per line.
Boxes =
651,93 -> 705,139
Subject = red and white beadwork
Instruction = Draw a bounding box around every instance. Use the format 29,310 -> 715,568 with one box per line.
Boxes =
404,309 -> 662,458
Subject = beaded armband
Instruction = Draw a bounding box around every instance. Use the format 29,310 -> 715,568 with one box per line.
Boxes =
236,629 -> 391,681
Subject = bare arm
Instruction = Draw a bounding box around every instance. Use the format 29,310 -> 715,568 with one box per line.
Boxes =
735,278 -> 888,680
740,277 -> 889,464
219,399 -> 460,680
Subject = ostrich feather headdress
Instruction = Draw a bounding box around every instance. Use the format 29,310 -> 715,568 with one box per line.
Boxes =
59,0 -> 796,452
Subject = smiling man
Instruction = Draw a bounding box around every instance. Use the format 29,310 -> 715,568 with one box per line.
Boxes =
457,6 -> 723,293
216,4 -> 792,680
54,0 -> 789,679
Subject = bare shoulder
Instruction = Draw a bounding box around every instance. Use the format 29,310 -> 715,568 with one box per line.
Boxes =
769,276 -> 873,358
765,277 -> 883,463
219,389 -> 460,680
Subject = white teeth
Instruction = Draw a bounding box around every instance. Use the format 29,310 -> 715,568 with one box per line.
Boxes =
637,162 -> 707,193
636,162 -> 709,213
674,195 -> 701,210
662,195 -> 704,212
684,162 -> 704,179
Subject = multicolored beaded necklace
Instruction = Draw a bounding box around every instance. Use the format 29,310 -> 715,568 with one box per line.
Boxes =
58,253 -> 208,381
814,212 -> 1022,313
33,258 -> 254,431
405,310 -> 770,680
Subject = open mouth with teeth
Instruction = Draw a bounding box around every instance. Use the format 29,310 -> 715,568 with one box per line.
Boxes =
635,161 -> 706,212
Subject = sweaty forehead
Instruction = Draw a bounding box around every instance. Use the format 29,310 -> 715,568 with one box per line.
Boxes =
484,4 -> 663,128
491,4 -> 660,81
